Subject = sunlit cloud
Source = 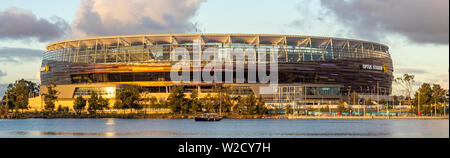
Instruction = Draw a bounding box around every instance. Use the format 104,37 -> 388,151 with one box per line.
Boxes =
0,7 -> 70,42
72,0 -> 206,38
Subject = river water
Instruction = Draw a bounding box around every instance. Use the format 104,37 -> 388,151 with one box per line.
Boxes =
0,119 -> 448,138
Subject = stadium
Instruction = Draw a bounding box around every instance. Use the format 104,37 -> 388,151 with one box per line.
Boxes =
35,33 -> 393,109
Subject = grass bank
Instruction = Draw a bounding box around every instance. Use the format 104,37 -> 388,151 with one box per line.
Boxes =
1,112 -> 448,120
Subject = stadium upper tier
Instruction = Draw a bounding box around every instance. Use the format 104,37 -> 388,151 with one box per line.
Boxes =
44,34 -> 390,64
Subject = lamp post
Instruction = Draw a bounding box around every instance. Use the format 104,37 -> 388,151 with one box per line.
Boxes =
347,86 -> 351,105
219,85 -> 222,116
304,85 -> 307,116
376,81 -> 379,114
418,92 -> 421,116
1,92 -> 4,112
358,98 -> 360,115
6,91 -> 8,111
363,99 -> 366,117
434,101 -> 437,117
321,96 -> 324,114
329,100 -> 331,115
444,104 -> 446,117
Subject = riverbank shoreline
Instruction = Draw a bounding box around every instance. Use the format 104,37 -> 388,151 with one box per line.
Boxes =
284,115 -> 449,120
1,113 -> 448,120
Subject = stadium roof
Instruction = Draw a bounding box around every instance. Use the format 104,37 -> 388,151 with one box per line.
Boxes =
46,33 -> 389,53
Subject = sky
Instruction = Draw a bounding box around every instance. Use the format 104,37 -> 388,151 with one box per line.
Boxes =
0,0 -> 448,97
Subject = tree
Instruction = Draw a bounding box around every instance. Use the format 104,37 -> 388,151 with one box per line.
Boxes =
230,96 -> 241,115
73,96 -> 87,115
157,98 -> 170,109
212,86 -> 233,114
392,95 -> 399,105
57,105 -> 69,113
114,86 -> 142,114
57,105 -> 63,112
273,107 -> 278,116
255,95 -> 267,115
413,83 -> 432,114
98,96 -> 109,111
431,84 -> 447,115
285,106 -> 294,115
350,91 -> 359,105
12,81 -> 29,112
203,94 -> 215,113
146,96 -> 158,108
0,101 -> 9,115
247,92 -> 257,115
190,89 -> 201,114
15,79 -> 40,97
239,91 -> 257,115
431,84 -> 446,104
88,92 -> 99,114
87,92 -> 108,114
338,98 -> 346,105
1,79 -> 39,113
2,89 -> 15,111
395,74 -> 415,105
365,98 -> 374,105
337,105 -> 345,114
379,99 -> 387,105
42,83 -> 58,112
148,97 -> 168,109
235,96 -> 246,115
396,95 -> 406,105
320,106 -> 330,113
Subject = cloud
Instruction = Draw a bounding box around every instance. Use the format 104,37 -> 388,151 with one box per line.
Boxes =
34,70 -> 41,82
0,84 -> 7,98
0,70 -> 6,80
72,0 -> 206,37
425,73 -> 449,90
1,1 -> 206,40
0,7 -> 70,42
320,0 -> 449,45
287,1 -> 357,39
0,47 -> 43,63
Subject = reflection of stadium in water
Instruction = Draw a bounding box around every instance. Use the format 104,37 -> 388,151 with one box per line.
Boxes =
38,34 -> 393,108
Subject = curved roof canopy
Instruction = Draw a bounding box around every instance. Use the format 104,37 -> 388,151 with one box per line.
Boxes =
46,33 -> 389,53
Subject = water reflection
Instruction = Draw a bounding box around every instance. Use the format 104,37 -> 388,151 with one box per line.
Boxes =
105,119 -> 115,126
105,132 -> 115,137
0,119 -> 447,138
105,119 -> 116,137
0,130 -> 182,137
0,131 -> 389,137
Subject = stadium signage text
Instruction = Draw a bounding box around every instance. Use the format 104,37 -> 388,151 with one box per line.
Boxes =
361,64 -> 383,71
40,64 -> 50,72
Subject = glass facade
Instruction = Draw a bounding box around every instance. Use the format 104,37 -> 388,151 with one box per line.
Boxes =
274,86 -> 340,102
43,43 -> 390,64
73,87 -> 116,98
42,34 -> 393,97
